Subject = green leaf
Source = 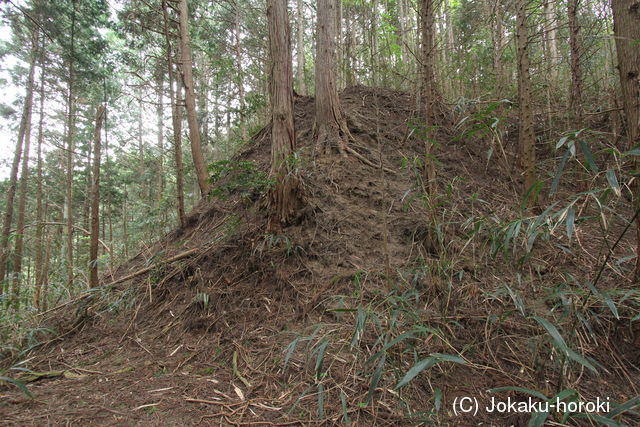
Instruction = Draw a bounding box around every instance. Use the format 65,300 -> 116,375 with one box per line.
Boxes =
434,388 -> 443,412
528,409 -> 550,427
556,136 -> 569,149
314,339 -> 329,380
550,149 -> 571,195
430,353 -> 467,364
531,316 -> 598,373
623,145 -> 640,156
606,169 -> 621,197
366,354 -> 386,404
340,390 -> 350,425
566,206 -> 576,242
351,306 -> 368,348
573,413 -> 625,426
0,376 -> 32,398
395,354 -> 466,389
579,140 -> 599,174
606,395 -> 640,418
583,281 -> 619,320
283,337 -> 300,370
395,357 -> 437,389
317,382 -> 325,419
365,329 -> 420,365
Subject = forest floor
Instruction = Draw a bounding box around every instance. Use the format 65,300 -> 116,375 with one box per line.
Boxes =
1,86 -> 639,425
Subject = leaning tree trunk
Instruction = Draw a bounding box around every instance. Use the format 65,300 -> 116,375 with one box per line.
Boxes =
516,0 -> 537,199
267,0 -> 302,229
178,0 -> 210,197
89,106 -> 105,289
611,0 -> 640,279
163,0 -> 186,226
314,0 -> 349,155
0,34 -> 37,294
11,34 -> 37,309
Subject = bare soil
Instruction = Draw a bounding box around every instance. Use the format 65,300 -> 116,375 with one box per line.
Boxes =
1,86 -> 639,425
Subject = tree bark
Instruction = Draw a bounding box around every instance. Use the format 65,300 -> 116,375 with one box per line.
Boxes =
516,0 -> 537,198
611,0 -> 640,278
156,64 -> 165,206
419,0 -> 438,194
65,0 -> 77,292
543,0 -> 559,85
178,0 -> 209,197
11,32 -> 38,309
89,106 -> 105,289
163,0 -> 186,226
314,0 -> 349,155
492,0 -> 506,98
568,0 -> 583,122
34,34 -> 46,310
267,0 -> 302,229
0,33 -> 37,294
234,4 -> 248,142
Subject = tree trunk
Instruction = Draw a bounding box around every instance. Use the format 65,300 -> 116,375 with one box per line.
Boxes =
516,0 -> 536,198
568,0 -> 583,122
178,0 -> 209,197
0,34 -> 37,294
543,0 -> 559,86
34,35 -> 46,310
397,0 -> 408,64
41,225 -> 54,311
344,4 -> 355,87
156,64 -> 165,205
611,0 -> 640,278
419,0 -> 438,194
370,0 -> 378,86
163,0 -> 187,226
296,0 -> 307,95
89,106 -> 105,289
314,0 -> 349,155
234,4 -> 248,142
103,79 -> 114,258
267,0 -> 302,229
492,0 -> 505,98
11,33 -> 38,309
65,0 -> 77,292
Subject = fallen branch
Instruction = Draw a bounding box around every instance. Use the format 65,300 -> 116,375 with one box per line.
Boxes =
105,247 -> 200,288
37,247 -> 200,317
344,144 -> 397,174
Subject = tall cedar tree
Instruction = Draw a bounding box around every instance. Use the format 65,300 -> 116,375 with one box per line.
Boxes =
516,0 -> 536,198
0,29 -> 37,296
314,0 -> 349,155
419,0 -> 438,194
611,0 -> 640,278
89,105 -> 105,288
11,30 -> 38,308
162,0 -> 186,226
267,0 -> 302,228
178,0 -> 210,196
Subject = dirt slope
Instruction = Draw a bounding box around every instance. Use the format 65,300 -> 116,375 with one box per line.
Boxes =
1,86 -> 639,425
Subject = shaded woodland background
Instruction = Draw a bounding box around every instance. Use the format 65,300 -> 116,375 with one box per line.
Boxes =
0,0 -> 639,424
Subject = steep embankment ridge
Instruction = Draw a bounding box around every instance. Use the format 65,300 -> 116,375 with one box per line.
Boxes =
1,86 -> 639,425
